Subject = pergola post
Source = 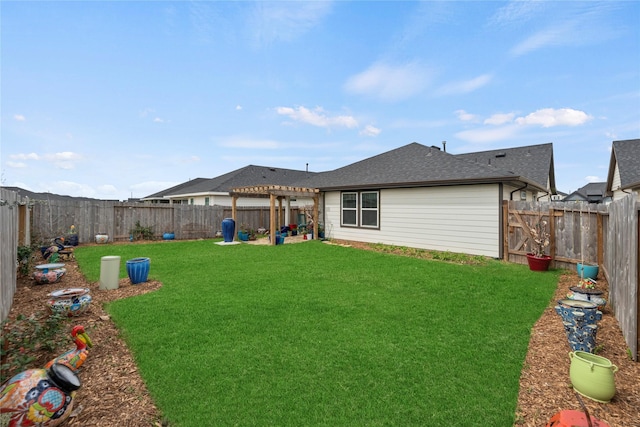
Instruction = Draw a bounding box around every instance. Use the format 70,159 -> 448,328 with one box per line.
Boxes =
313,194 -> 319,238
232,195 -> 238,241
277,197 -> 283,232
270,193 -> 276,246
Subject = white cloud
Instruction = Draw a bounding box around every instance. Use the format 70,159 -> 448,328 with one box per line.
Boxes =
97,184 -> 118,195
13,114 -> 26,121
276,106 -> 358,129
437,74 -> 492,96
455,110 -> 479,122
455,125 -> 520,143
489,0 -> 546,28
10,153 -> 40,160
484,113 -> 516,125
585,175 -> 602,183
250,2 -> 333,46
515,108 -> 592,127
130,181 -> 181,197
154,117 -> 164,123
344,61 -> 433,101
510,24 -> 571,56
6,161 -> 27,168
359,125 -> 381,137
236,105 -> 243,111
46,152 -> 83,161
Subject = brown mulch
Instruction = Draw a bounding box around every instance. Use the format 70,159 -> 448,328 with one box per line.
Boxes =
3,245 -> 639,427
3,259 -> 164,427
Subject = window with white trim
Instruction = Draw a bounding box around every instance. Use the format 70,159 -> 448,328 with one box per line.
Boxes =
341,191 -> 379,228
360,191 -> 379,228
341,192 -> 357,226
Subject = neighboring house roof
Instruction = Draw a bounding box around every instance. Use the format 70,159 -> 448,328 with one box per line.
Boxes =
563,182 -> 609,203
606,138 -> 640,192
0,187 -> 109,202
142,165 -> 316,200
294,142 -> 554,192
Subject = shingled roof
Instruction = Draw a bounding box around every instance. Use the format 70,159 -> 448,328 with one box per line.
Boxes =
142,166 -> 315,200
295,142 -> 554,191
607,138 -> 640,191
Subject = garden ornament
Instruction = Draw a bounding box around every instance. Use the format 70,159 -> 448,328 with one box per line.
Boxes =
45,325 -> 93,372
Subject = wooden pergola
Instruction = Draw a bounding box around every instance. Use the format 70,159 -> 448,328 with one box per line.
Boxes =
229,185 -> 320,246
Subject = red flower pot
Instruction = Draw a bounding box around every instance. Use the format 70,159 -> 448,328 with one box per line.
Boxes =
526,253 -> 552,271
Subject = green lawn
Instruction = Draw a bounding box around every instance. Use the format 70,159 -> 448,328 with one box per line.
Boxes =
75,240 -> 559,426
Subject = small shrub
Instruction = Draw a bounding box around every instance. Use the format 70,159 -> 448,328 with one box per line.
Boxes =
131,220 -> 155,241
1,311 -> 68,381
16,245 -> 36,277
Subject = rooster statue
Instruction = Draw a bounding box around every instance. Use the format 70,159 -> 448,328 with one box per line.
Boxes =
45,325 -> 93,372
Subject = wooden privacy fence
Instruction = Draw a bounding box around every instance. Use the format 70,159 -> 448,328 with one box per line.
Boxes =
504,196 -> 639,361
0,189 -> 23,321
28,200 -> 302,244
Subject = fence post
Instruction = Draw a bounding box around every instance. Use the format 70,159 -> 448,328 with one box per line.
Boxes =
549,206 -> 556,262
502,200 -> 508,261
597,212 -> 604,267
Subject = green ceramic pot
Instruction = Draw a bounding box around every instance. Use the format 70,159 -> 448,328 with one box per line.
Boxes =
569,351 -> 618,403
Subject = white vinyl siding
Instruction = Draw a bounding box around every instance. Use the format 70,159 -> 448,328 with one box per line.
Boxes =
323,185 -> 501,257
611,163 -> 625,201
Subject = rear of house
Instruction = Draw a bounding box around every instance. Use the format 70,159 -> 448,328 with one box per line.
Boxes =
300,142 -> 556,258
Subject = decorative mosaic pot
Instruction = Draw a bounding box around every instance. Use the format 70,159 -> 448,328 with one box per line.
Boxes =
569,351 -> 618,403
47,288 -> 92,317
126,257 -> 150,284
0,363 -> 81,426
555,299 -> 601,353
95,233 -> 109,244
33,268 -> 66,285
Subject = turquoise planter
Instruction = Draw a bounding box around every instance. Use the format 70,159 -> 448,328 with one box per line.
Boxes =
577,263 -> 599,280
126,257 -> 150,284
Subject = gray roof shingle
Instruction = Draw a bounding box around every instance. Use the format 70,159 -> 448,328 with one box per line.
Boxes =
143,166 -> 315,199
294,142 -> 553,191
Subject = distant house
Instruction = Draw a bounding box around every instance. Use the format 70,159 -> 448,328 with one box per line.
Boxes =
142,165 -> 316,207
291,142 -> 556,258
563,182 -> 611,204
606,138 -> 640,201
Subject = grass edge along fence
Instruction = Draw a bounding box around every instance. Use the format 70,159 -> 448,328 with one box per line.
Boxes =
75,241 -> 559,426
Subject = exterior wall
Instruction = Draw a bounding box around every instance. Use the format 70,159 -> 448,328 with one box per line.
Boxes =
322,184 -> 501,257
168,194 -> 314,207
502,184 -> 539,202
610,164 -> 640,202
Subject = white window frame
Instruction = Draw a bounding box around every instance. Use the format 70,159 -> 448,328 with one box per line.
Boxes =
341,192 -> 358,226
341,191 -> 379,228
360,191 -> 379,228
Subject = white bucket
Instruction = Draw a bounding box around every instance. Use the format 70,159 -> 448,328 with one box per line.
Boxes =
99,256 -> 121,290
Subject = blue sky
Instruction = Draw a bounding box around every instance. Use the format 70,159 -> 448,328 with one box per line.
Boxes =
2,1 -> 639,200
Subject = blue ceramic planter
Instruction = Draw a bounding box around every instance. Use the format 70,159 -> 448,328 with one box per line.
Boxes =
222,218 -> 235,242
163,232 -> 175,240
577,263 -> 599,280
126,257 -> 150,284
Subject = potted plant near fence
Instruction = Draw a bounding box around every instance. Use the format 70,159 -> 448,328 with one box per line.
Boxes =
525,216 -> 552,271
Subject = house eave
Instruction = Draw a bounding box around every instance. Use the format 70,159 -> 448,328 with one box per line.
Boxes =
318,177 -> 546,192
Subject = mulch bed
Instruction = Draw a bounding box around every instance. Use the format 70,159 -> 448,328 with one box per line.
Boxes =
2,247 -> 638,426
